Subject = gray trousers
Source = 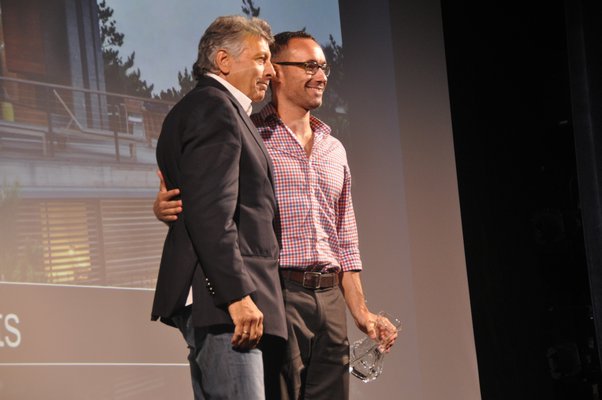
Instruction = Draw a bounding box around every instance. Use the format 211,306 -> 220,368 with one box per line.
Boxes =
280,279 -> 350,400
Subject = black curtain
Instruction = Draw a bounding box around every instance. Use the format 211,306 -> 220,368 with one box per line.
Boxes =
566,0 -> 602,367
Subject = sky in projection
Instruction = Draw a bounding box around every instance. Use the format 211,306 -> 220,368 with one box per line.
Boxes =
103,0 -> 342,95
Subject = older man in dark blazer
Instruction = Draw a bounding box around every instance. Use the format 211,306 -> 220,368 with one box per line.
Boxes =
151,16 -> 286,399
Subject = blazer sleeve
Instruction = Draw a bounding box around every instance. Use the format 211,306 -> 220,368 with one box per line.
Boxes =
178,90 -> 256,307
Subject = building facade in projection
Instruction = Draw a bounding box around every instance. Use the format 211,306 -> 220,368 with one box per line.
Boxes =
0,0 -> 169,288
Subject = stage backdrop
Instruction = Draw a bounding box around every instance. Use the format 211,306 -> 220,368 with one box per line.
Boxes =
0,0 -> 480,399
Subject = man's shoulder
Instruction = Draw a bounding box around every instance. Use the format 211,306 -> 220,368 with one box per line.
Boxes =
322,135 -> 347,159
250,112 -> 263,126
251,105 -> 281,140
181,81 -> 231,104
324,132 -> 344,146
251,103 -> 277,125
168,82 -> 238,120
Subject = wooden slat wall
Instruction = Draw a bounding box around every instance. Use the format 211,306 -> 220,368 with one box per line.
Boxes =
9,198 -> 167,288
15,199 -> 101,284
39,200 -> 101,284
100,199 -> 166,288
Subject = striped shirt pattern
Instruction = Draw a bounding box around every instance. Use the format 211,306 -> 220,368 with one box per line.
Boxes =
252,103 -> 362,272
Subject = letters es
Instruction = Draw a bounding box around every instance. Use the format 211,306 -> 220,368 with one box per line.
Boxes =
0,313 -> 21,348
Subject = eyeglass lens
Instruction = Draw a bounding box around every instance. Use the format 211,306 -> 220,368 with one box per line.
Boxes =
307,62 -> 330,77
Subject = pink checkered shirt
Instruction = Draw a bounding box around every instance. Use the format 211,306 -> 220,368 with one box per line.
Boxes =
252,103 -> 362,272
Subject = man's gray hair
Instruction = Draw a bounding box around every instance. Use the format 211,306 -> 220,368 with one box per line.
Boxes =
193,15 -> 273,79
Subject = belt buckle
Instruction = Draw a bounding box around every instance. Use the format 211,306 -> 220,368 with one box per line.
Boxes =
303,271 -> 322,289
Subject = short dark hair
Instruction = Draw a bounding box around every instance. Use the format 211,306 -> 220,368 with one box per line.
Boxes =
270,31 -> 318,58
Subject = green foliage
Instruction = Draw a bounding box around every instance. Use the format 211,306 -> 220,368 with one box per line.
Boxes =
98,0 -> 154,97
156,68 -> 196,102
157,0 -> 264,102
0,181 -> 20,281
95,0 -> 348,120
242,0 -> 261,17
313,35 -> 349,138
98,0 -> 123,47
0,181 -> 45,282
157,0 -> 262,102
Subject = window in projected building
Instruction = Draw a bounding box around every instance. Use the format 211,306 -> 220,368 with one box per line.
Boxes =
39,201 -> 98,284
1,198 -> 165,288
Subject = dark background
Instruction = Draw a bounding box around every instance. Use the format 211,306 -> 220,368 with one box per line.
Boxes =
441,0 -> 602,398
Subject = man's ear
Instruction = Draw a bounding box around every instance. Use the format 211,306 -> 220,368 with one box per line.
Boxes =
215,49 -> 231,75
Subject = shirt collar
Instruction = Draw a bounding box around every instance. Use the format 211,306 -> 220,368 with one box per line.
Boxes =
206,72 -> 253,116
256,103 -> 332,139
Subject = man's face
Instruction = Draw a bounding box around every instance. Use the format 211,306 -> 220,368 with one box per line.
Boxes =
272,38 -> 328,111
225,35 -> 274,102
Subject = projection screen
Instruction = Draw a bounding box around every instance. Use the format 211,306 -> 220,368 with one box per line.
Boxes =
0,0 -> 480,398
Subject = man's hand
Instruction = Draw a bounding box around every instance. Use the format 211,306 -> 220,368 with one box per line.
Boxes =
341,272 -> 398,352
355,311 -> 379,340
153,170 -> 182,222
356,312 -> 398,352
374,314 -> 399,352
227,295 -> 264,349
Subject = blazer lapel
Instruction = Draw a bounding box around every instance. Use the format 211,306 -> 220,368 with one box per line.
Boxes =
238,108 -> 273,169
196,76 -> 275,182
239,108 -> 278,188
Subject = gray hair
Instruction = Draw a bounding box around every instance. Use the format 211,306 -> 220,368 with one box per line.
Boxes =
193,15 -> 273,79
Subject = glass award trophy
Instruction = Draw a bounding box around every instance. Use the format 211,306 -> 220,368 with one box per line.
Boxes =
349,311 -> 401,383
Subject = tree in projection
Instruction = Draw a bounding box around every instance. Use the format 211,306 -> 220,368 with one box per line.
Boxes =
313,34 -> 348,138
98,0 -> 154,97
242,0 -> 349,136
154,0 -> 349,137
157,68 -> 196,102
0,182 -> 44,283
157,0 -> 261,102
242,0 -> 261,17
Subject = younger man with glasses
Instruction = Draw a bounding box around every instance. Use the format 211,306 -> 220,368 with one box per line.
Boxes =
155,31 -> 396,400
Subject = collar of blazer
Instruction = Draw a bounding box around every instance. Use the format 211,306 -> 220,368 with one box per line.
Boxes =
194,75 -> 276,187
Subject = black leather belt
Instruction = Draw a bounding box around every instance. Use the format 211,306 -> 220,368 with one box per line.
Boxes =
281,269 -> 339,289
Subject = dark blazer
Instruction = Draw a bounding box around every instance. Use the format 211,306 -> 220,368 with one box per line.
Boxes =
152,76 -> 286,340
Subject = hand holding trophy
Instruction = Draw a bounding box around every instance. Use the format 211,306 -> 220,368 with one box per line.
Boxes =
349,311 -> 401,382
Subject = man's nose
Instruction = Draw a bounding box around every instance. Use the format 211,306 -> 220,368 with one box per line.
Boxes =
314,66 -> 328,81
265,60 -> 275,77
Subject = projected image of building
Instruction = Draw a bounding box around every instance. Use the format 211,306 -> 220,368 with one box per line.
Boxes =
0,0 -> 170,288
0,0 -> 346,290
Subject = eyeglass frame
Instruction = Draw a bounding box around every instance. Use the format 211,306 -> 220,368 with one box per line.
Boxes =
273,61 -> 330,77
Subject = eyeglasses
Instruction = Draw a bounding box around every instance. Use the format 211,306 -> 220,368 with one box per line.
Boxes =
274,61 -> 330,77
